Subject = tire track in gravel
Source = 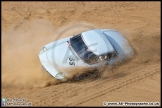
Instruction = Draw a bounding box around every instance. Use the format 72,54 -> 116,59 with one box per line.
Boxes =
64,64 -> 160,106
33,62 -> 159,106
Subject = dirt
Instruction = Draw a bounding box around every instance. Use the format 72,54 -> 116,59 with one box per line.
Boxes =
2,1 -> 160,106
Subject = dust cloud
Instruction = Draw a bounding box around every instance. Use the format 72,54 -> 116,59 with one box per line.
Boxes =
2,19 -> 60,88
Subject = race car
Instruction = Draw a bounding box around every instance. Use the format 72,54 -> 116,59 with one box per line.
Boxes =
38,29 -> 134,81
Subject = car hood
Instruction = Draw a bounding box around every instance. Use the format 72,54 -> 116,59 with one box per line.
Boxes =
82,29 -> 115,55
46,42 -> 79,72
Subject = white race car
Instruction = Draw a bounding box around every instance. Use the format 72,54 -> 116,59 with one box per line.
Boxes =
38,29 -> 134,81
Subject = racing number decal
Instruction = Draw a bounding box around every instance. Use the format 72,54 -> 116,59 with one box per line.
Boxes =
67,57 -> 76,66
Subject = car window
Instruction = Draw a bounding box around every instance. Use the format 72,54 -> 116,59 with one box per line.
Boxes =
70,34 -> 87,54
70,34 -> 98,64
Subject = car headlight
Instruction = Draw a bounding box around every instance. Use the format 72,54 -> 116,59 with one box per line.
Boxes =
55,72 -> 65,79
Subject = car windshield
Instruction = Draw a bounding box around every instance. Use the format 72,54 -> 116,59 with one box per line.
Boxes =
70,34 -> 98,64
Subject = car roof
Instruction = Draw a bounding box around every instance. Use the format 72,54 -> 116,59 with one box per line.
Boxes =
81,29 -> 115,55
